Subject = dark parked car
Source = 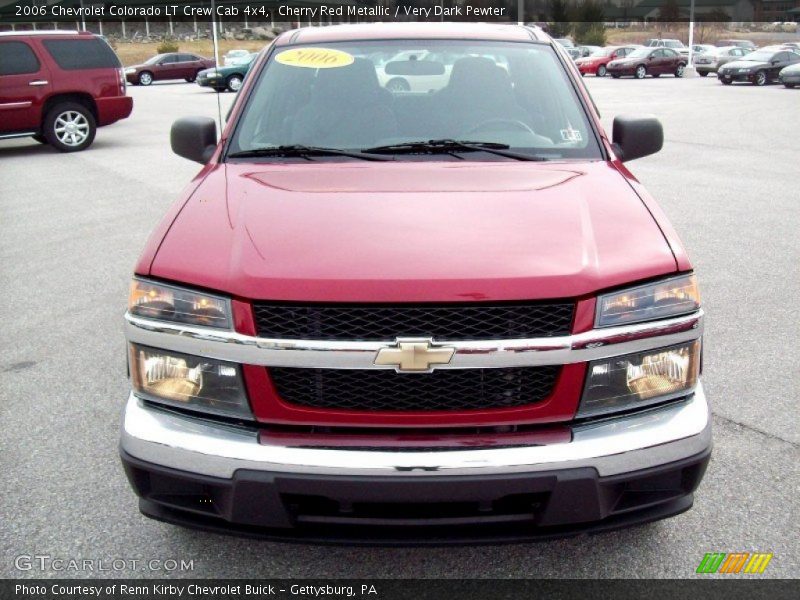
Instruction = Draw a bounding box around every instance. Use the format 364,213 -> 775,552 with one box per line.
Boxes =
607,47 -> 687,79
197,53 -> 256,92
125,52 -> 215,86
0,30 -> 132,152
717,49 -> 800,86
693,46 -> 749,76
778,62 -> 800,88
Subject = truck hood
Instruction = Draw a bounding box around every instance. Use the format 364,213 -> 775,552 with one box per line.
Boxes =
149,161 -> 678,302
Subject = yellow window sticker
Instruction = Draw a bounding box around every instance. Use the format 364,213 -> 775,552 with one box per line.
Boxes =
275,48 -> 355,69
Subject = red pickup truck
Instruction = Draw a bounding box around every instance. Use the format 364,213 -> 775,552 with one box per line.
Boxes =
121,23 -> 710,542
0,30 -> 132,152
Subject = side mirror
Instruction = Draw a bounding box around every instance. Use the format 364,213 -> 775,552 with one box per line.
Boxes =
612,115 -> 663,162
171,116 -> 217,164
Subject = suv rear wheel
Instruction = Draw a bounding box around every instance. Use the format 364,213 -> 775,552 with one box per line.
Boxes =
43,102 -> 96,152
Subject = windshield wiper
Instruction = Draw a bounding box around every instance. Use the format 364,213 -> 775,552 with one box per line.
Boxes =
227,145 -> 392,161
362,139 -> 547,161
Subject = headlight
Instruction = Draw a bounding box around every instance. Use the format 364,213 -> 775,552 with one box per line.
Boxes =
125,68 -> 136,74
129,279 -> 231,329
596,274 -> 699,328
578,340 -> 700,418
130,344 -> 251,418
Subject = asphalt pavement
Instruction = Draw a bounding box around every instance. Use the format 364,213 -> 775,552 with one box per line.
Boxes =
1,74 -> 798,578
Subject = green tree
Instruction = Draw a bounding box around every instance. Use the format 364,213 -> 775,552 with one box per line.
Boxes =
658,0 -> 681,23
548,0 -> 573,38
157,40 -> 179,54
573,1 -> 607,46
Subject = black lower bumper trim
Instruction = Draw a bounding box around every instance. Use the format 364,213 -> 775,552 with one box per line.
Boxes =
122,447 -> 710,545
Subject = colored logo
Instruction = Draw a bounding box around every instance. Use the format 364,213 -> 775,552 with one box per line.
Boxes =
696,552 -> 773,574
275,48 -> 355,69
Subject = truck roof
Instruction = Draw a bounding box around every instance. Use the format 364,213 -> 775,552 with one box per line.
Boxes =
275,23 -> 544,46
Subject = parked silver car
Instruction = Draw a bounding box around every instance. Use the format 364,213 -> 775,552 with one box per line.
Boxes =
778,62 -> 800,88
693,46 -> 749,76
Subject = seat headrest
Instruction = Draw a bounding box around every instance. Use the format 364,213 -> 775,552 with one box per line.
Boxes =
311,58 -> 382,105
446,56 -> 512,96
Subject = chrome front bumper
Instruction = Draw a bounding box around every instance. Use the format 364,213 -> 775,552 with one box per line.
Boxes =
121,382 -> 711,480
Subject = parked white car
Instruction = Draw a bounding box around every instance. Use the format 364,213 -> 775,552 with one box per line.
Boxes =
375,51 -> 454,92
223,49 -> 250,66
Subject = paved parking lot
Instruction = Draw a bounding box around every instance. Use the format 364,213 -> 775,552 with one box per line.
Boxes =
1,75 -> 798,578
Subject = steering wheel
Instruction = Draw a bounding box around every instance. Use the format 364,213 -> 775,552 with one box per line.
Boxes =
464,118 -> 537,136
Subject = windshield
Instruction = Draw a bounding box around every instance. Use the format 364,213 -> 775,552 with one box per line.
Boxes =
742,51 -> 774,61
144,54 -> 166,65
627,48 -> 652,59
228,40 -> 601,161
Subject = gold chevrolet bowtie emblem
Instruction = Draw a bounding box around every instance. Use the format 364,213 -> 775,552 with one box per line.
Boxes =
374,339 -> 456,372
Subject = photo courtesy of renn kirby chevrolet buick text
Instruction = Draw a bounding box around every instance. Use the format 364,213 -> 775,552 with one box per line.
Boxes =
120,23 -> 709,542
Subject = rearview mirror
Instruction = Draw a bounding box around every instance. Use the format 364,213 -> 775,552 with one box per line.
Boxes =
171,117 -> 217,164
384,59 -> 445,76
612,115 -> 663,162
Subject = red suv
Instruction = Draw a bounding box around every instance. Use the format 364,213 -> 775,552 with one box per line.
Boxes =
0,30 -> 132,152
121,24 -> 709,542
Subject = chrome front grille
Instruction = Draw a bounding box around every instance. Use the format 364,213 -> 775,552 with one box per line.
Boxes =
268,366 -> 560,412
252,301 -> 575,341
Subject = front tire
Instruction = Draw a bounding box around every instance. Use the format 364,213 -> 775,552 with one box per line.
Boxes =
784,82 -> 796,88
699,71 -> 708,77
635,65 -> 647,79
226,74 -> 243,92
721,78 -> 732,85
611,74 -> 621,79
675,63 -> 686,78
138,71 -> 153,86
754,70 -> 767,86
596,65 -> 607,77
43,102 -> 96,152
